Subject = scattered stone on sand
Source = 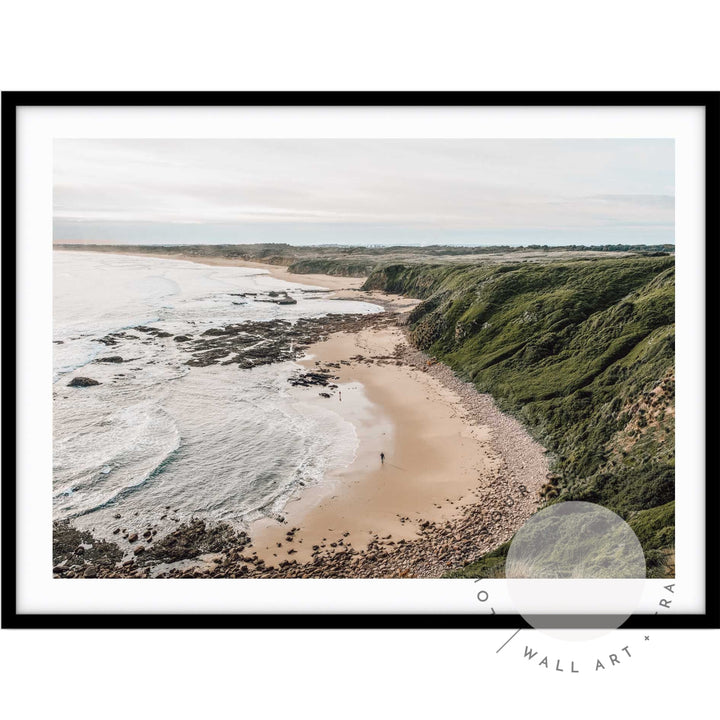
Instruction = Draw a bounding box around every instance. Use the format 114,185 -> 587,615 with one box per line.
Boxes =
67,376 -> 101,387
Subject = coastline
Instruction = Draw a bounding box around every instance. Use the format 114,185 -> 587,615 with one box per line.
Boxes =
249,325 -> 501,565
247,323 -> 549,575
54,247 -> 419,312
56,247 -> 366,291
53,248 -> 550,578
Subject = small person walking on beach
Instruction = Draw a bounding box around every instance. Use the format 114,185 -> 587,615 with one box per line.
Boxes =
339,390 -> 342,402
380,451 -> 385,465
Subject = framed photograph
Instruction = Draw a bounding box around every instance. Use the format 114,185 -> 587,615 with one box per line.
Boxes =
1,92 -> 715,629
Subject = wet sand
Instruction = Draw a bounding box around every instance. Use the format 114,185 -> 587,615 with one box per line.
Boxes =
249,325 -> 503,564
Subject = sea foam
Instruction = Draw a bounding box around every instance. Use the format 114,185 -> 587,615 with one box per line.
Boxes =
53,251 -> 382,537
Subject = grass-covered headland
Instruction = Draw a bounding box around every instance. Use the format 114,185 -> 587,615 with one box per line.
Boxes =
363,255 -> 675,577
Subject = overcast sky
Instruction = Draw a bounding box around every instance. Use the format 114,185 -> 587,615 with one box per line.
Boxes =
53,139 -> 674,246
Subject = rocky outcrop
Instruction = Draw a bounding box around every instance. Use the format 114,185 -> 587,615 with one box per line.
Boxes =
143,520 -> 250,564
52,520 -> 123,576
185,313 -> 395,370
67,376 -> 101,387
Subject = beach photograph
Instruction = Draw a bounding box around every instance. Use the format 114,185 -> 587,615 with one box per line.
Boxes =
51,139 -> 675,581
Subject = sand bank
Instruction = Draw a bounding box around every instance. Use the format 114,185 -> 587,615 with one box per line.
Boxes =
249,324 -> 505,564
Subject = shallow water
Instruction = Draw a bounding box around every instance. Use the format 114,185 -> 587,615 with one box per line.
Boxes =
53,251 -> 383,537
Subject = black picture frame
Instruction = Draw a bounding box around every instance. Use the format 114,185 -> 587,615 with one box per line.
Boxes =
2,91 -> 716,630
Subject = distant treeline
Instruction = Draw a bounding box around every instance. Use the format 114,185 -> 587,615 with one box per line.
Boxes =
54,242 -> 674,278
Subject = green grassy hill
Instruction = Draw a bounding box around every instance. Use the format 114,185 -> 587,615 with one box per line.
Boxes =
363,256 -> 675,577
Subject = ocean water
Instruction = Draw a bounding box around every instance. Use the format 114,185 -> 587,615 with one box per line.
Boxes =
53,251 -> 383,537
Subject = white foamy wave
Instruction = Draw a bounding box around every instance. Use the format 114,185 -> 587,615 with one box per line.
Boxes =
54,401 -> 182,519
53,251 -> 378,536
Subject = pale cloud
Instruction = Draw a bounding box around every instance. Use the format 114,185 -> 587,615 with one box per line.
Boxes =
54,139 -> 674,245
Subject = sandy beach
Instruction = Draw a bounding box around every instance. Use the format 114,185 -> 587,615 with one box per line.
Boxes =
249,324 -> 503,564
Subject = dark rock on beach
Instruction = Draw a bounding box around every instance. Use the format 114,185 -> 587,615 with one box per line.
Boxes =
52,520 -> 123,577
184,313 -> 395,371
134,326 -> 173,338
140,519 -> 250,565
256,290 -> 297,305
67,376 -> 101,387
288,370 -> 332,388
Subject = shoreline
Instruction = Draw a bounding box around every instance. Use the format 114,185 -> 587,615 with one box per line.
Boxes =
53,248 -> 550,578
55,247 -> 365,291
54,246 -> 419,313
248,324 -> 504,567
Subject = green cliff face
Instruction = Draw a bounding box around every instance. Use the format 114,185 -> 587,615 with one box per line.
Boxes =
364,256 -> 675,577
